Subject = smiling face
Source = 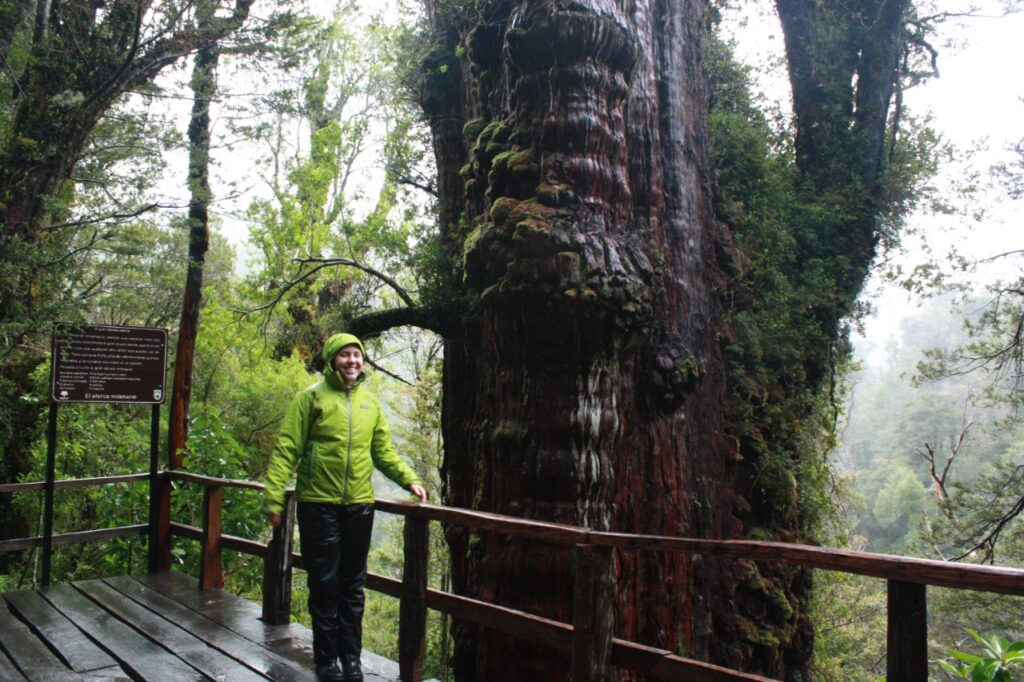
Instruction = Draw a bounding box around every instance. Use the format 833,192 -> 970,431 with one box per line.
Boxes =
332,344 -> 364,385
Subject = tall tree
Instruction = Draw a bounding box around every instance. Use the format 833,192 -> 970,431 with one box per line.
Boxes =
347,0 -> 921,678
168,0 -> 222,467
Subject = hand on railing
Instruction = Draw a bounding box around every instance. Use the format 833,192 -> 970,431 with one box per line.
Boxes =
267,511 -> 281,528
408,484 -> 428,503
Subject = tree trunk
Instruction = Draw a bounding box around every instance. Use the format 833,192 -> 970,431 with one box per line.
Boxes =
168,6 -> 220,468
422,1 -> 739,678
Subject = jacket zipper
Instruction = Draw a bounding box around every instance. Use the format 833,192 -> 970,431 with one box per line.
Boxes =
341,386 -> 353,502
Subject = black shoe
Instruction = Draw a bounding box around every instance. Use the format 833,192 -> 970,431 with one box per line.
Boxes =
315,659 -> 345,682
340,654 -> 363,682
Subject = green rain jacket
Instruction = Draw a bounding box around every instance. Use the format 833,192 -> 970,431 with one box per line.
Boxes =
264,333 -> 421,514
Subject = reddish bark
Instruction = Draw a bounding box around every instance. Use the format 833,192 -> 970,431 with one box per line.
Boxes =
421,1 -> 742,678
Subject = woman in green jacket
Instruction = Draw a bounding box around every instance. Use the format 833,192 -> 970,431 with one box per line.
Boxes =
265,333 -> 427,682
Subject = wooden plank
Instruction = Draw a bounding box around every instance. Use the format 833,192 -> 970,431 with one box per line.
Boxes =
169,522 -> 267,559
399,516 -> 429,682
77,666 -> 131,681
4,590 -> 118,673
75,580 -> 267,682
53,526 -> 148,547
259,630 -> 316,670
887,580 -> 927,682
591,532 -> 1024,595
375,499 -> 589,546
103,575 -> 315,681
41,583 -> 204,681
0,536 -> 42,552
0,647 -> 27,681
610,639 -> 778,682
170,521 -> 203,542
367,571 -> 774,681
572,544 -> 614,682
134,571 -> 306,643
0,480 -> 44,492
156,475 -> 172,571
222,533 -> 268,557
0,592 -> 81,680
167,470 -> 267,491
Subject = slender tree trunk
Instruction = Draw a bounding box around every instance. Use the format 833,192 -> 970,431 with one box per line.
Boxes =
168,7 -> 219,467
423,2 -> 738,678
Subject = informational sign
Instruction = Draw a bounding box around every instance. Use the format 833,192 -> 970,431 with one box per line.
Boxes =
51,324 -> 168,404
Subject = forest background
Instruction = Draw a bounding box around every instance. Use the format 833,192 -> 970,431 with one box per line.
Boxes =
0,0 -> 1023,680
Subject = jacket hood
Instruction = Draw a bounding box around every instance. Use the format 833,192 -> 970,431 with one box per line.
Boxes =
322,333 -> 366,366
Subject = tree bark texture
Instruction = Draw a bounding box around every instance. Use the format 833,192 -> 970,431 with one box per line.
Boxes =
421,1 -> 741,679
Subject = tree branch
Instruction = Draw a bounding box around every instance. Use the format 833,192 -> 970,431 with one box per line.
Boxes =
43,202 -> 161,231
366,357 -> 415,387
294,257 -> 416,307
395,172 -> 438,197
348,306 -> 455,339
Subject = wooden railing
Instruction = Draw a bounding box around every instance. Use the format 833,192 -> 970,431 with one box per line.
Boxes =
4,471 -> 1024,681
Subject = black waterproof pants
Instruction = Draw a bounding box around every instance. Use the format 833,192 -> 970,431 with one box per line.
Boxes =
297,502 -> 375,666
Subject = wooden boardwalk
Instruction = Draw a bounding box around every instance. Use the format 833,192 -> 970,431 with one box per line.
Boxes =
0,571 -> 402,681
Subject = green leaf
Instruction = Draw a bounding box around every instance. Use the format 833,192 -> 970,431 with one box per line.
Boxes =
939,660 -> 969,678
951,651 -> 982,664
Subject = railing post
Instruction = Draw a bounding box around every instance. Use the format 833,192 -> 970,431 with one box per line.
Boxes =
147,404 -> 163,573
399,513 -> 429,682
888,580 -> 927,681
262,491 -> 295,624
41,403 -> 59,587
572,544 -> 615,682
199,485 -> 224,590
153,473 -> 173,571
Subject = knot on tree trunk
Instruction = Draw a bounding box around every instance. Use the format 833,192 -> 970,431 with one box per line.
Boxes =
456,2 -> 657,343
643,333 -> 705,408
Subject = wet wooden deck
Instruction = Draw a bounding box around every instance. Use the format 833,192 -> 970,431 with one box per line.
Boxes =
0,571 -> 402,681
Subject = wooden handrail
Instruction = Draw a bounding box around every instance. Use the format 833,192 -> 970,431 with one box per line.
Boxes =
0,473 -> 149,494
165,470 -> 267,491
375,499 -> 1024,595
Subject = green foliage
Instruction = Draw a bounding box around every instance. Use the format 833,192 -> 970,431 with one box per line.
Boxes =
240,2 -> 432,360
6,365 -> 154,586
940,629 -> 1024,682
922,451 -> 1024,565
872,465 -> 927,534
809,570 -> 886,682
708,29 -> 851,539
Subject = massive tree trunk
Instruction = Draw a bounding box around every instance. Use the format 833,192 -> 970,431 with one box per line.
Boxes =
421,1 -> 741,678
415,0 -> 912,679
